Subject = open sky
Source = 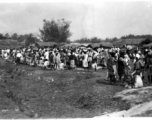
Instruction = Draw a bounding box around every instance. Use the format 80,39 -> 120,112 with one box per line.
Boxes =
0,1 -> 152,40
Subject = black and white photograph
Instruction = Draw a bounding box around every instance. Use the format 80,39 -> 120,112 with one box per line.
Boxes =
0,0 -> 152,118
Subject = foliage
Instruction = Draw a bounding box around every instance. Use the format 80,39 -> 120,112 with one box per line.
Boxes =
0,25 -> 152,45
0,33 -> 7,39
11,33 -> 18,40
25,34 -> 38,46
120,34 -> 152,40
75,34 -> 152,44
39,19 -> 72,43
0,33 -> 11,39
75,37 -> 102,43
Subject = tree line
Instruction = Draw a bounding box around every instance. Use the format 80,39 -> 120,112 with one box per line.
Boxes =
0,19 -> 72,46
0,33 -> 40,46
1,18 -> 152,45
74,34 -> 152,43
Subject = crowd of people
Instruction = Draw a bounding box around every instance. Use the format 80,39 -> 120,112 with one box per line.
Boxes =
1,45 -> 152,88
107,46 -> 152,88
0,46 -> 107,70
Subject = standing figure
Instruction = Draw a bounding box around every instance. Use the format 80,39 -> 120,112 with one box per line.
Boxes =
82,51 -> 88,70
69,52 -> 76,70
54,52 -> 60,70
107,52 -> 117,84
146,51 -> 152,84
117,52 -> 125,84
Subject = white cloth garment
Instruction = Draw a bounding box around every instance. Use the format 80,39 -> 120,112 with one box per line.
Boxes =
134,75 -> 143,88
16,53 -> 22,58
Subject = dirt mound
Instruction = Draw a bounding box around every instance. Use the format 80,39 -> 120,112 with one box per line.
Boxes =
114,87 -> 152,107
99,86 -> 152,117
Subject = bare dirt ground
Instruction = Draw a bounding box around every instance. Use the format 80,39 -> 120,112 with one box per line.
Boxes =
99,86 -> 152,117
0,58 -> 128,118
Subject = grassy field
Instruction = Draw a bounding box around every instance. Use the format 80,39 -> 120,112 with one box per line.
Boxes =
0,58 -> 128,118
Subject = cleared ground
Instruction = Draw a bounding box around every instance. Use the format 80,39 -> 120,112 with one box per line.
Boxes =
101,86 -> 152,117
0,58 -> 128,118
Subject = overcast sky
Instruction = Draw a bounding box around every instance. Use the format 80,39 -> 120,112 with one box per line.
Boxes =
0,1 -> 152,40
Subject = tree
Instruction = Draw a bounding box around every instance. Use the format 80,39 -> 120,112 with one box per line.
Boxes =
90,37 -> 102,43
105,37 -> 111,41
0,33 -> 5,39
4,33 -> 10,39
11,33 -> 18,40
25,34 -> 37,46
74,37 -> 90,43
39,19 -> 72,43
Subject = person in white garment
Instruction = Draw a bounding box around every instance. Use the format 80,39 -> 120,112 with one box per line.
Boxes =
92,60 -> 97,71
16,51 -> 22,64
134,75 -> 143,88
59,60 -> 65,70
82,51 -> 88,70
43,59 -> 50,69
44,50 -> 49,60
